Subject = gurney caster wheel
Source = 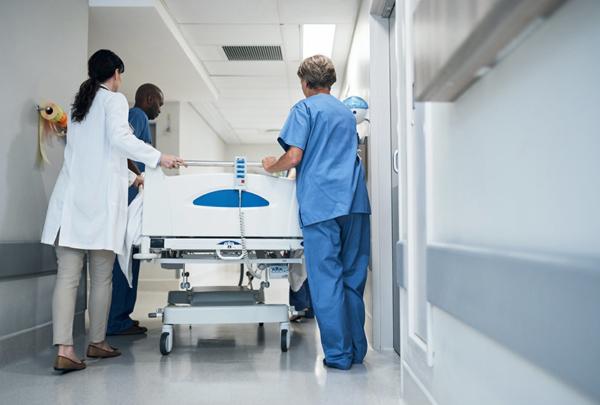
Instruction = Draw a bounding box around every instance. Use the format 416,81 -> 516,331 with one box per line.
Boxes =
280,329 -> 289,352
160,332 -> 172,355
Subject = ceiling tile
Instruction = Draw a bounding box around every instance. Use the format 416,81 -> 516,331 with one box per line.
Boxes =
193,45 -> 227,61
205,61 -> 287,77
89,7 -> 216,103
181,24 -> 282,46
164,0 -> 279,24
280,24 -> 300,60
224,109 -> 288,128
217,87 -> 292,99
234,129 -> 261,137
277,0 -> 360,24
216,96 -> 290,110
212,76 -> 288,90
286,60 -> 301,85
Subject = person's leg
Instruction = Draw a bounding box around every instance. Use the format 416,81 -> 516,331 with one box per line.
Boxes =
303,219 -> 352,369
53,246 -> 85,361
124,251 -> 141,321
88,250 -> 116,347
338,214 -> 371,363
300,279 -> 314,318
289,279 -> 314,320
106,259 -> 133,334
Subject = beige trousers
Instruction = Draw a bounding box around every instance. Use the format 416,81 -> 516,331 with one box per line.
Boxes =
52,246 -> 115,346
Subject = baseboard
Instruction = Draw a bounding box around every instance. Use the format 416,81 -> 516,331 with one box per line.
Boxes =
402,361 -> 438,405
0,311 -> 85,365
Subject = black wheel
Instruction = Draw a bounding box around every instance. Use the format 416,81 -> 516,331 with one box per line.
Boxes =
160,332 -> 171,355
280,329 -> 288,352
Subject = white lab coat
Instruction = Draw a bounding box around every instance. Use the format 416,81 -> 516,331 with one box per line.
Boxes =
41,87 -> 161,254
117,189 -> 144,287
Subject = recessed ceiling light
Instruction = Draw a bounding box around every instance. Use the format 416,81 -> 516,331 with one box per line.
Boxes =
302,24 -> 336,59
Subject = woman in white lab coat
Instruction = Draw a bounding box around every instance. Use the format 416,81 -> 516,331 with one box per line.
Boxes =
41,49 -> 184,373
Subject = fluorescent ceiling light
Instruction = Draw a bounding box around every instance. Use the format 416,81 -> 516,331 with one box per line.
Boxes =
302,24 -> 336,59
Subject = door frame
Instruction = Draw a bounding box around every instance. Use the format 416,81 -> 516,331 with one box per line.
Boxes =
367,12 -> 396,351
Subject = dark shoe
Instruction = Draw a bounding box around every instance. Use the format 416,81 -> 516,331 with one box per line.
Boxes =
86,344 -> 122,359
132,320 -> 140,327
107,324 -> 147,336
53,355 -> 86,373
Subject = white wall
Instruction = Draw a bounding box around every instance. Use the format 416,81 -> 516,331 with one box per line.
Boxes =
342,1 -> 371,101
0,0 -> 89,351
153,101 -> 180,175
224,143 -> 282,162
0,1 -> 88,241
427,0 -> 600,257
402,0 -> 600,404
179,102 -> 226,171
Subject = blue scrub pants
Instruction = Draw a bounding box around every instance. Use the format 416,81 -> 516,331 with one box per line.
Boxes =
302,213 -> 370,369
107,249 -> 140,334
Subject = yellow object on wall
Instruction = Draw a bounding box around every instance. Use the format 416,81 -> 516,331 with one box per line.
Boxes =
37,102 -> 67,164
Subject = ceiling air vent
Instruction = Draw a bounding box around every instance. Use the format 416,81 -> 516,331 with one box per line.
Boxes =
222,45 -> 283,61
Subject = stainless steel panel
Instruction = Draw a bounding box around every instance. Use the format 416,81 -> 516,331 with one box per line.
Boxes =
414,0 -> 566,101
0,242 -> 57,279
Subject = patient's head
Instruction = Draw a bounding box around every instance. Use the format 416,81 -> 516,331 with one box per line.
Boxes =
134,83 -> 164,120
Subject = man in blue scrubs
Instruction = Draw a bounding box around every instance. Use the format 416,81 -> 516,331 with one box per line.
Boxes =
262,55 -> 371,370
107,83 -> 163,335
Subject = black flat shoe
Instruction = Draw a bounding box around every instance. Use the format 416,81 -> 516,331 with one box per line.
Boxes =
107,324 -> 147,336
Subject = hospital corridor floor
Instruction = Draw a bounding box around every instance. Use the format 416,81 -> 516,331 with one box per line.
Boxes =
0,269 -> 402,405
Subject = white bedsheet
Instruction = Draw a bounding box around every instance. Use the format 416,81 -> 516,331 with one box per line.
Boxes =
117,189 -> 144,287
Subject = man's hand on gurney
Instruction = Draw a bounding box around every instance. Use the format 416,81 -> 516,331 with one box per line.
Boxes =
133,175 -> 144,188
262,147 -> 303,173
160,154 -> 186,169
262,156 -> 278,172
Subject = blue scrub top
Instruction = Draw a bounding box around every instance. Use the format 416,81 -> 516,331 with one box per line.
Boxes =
128,107 -> 152,203
278,94 -> 370,227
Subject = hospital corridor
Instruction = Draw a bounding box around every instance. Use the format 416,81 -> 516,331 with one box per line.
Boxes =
0,0 -> 598,404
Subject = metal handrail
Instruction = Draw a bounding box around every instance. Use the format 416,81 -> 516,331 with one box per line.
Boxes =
183,160 -> 263,168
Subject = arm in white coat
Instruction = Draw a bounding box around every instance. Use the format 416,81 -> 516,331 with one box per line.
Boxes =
106,92 -> 162,168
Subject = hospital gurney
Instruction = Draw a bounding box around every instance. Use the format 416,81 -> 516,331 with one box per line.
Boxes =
134,157 -> 303,355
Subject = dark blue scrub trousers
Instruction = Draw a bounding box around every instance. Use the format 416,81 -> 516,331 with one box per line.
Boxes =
107,250 -> 141,334
302,213 -> 370,370
289,280 -> 314,318
107,185 -> 142,334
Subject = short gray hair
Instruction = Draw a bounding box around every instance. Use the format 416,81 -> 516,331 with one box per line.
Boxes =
297,55 -> 337,89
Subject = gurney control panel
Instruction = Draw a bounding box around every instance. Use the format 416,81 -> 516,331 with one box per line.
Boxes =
234,156 -> 247,189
